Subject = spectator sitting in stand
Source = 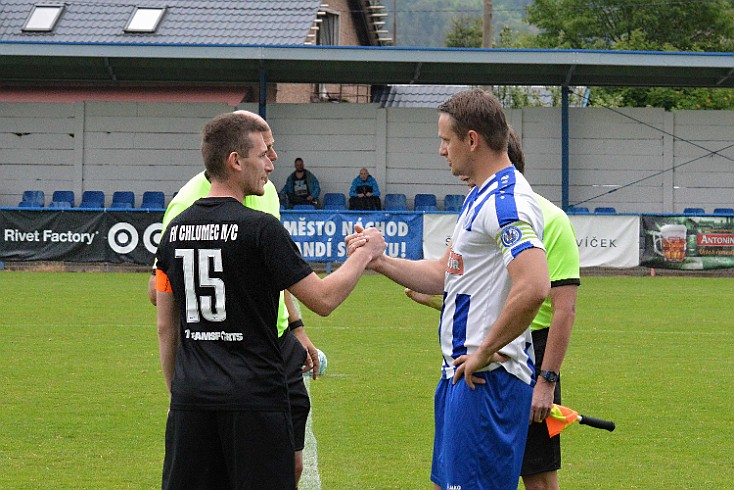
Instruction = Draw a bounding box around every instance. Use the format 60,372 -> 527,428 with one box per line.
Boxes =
279,157 -> 321,208
348,167 -> 381,210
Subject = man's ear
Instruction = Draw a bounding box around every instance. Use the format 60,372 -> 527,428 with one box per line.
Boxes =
228,151 -> 241,172
467,130 -> 480,151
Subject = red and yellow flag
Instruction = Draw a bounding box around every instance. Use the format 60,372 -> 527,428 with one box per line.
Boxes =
546,404 -> 579,437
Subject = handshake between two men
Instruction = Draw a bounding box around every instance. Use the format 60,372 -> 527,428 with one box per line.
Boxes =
345,224 -> 509,388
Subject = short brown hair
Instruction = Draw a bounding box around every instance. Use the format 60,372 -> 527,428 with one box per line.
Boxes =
438,88 -> 509,153
201,112 -> 268,180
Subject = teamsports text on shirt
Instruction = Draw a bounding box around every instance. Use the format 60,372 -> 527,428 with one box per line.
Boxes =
184,329 -> 243,341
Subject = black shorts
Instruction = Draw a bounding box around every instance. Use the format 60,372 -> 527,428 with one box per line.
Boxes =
521,328 -> 562,477
280,330 -> 311,451
162,409 -> 296,490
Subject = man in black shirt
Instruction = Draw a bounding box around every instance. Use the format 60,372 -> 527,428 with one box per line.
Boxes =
155,112 -> 384,489
146,110 -> 319,486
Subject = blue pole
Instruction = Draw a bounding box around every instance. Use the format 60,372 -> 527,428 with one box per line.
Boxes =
561,86 -> 570,211
259,62 -> 267,119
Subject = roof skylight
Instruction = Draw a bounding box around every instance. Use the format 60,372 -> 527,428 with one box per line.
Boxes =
124,7 -> 166,33
22,5 -> 64,32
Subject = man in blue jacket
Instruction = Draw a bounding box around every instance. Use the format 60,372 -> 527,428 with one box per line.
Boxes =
348,167 -> 381,210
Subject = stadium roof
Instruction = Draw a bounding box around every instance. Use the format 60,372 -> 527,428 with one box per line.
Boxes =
1,42 -> 733,88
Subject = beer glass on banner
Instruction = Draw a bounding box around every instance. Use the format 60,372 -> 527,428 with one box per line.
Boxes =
652,224 -> 687,262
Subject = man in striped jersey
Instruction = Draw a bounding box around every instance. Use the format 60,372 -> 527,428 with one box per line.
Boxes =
349,89 -> 550,490
406,127 -> 580,490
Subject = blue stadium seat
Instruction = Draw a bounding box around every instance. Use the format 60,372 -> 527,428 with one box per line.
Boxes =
713,207 -> 734,216
49,201 -> 72,209
322,193 -> 346,210
414,193 -> 438,210
19,190 -> 45,207
292,204 -> 316,210
384,193 -> 408,211
111,191 -> 135,209
567,206 -> 590,214
18,200 -> 41,208
594,207 -> 617,214
444,194 -> 465,212
79,191 -> 105,208
51,190 -> 75,207
415,205 -> 439,212
683,207 -> 705,215
141,191 -> 166,210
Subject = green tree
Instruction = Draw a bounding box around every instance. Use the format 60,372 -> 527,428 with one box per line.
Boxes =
525,0 -> 734,109
442,9 -> 557,108
394,0 -> 481,47
445,15 -> 482,47
394,0 -> 534,47
526,0 -> 734,51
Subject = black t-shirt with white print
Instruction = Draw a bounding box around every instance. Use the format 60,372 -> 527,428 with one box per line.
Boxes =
156,197 -> 312,411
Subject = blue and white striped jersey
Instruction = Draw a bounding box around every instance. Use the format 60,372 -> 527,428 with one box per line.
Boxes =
439,166 -> 545,385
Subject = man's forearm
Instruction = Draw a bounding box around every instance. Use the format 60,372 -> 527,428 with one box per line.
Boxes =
156,292 -> 180,396
158,329 -> 178,395
371,255 -> 445,295
284,290 -> 301,323
480,291 -> 544,356
541,285 -> 577,372
289,248 -> 373,316
480,248 -> 550,356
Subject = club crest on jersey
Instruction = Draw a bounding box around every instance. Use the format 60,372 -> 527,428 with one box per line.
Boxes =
500,225 -> 522,248
446,249 -> 464,275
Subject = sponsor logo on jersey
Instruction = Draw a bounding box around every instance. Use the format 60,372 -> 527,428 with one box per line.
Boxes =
184,330 -> 243,342
500,225 -> 522,248
446,249 -> 464,275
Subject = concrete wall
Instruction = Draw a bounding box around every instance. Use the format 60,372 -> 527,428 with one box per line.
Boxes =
1,101 -> 733,212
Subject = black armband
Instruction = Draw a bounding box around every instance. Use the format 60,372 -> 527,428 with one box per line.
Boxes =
288,319 -> 304,331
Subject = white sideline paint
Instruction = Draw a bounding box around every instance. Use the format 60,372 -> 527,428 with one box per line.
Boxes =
299,377 -> 322,490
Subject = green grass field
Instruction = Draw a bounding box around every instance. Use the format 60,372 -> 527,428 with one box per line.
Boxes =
1,271 -> 732,489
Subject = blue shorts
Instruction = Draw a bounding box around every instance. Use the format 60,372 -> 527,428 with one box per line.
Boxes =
431,367 -> 533,490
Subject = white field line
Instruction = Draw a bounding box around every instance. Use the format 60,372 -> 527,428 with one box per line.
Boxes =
300,376 -> 322,490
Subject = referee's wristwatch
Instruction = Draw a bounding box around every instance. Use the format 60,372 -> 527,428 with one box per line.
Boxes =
539,370 -> 560,383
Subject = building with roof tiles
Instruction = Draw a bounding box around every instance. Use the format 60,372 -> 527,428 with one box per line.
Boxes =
0,0 -> 392,104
